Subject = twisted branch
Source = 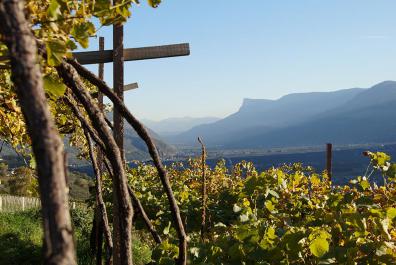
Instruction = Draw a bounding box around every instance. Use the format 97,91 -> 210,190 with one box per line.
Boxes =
67,58 -> 187,264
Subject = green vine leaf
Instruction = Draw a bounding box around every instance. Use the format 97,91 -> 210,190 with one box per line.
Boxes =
43,74 -> 66,99
309,238 -> 329,258
71,22 -> 96,49
46,39 -> 67,66
147,0 -> 161,8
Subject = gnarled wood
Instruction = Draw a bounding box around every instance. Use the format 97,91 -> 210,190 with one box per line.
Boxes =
68,59 -> 187,265
0,1 -> 76,264
56,62 -> 133,265
85,132 -> 113,265
63,95 -> 106,151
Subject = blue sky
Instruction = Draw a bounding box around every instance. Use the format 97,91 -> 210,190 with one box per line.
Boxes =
85,1 -> 396,120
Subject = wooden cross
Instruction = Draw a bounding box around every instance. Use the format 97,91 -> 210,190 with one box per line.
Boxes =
73,43 -> 190,65
73,38 -> 190,160
0,37 -> 191,161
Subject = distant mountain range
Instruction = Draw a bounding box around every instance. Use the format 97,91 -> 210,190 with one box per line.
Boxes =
142,116 -> 220,136
0,120 -> 177,169
168,81 -> 396,149
4,81 -> 396,166
106,113 -> 177,160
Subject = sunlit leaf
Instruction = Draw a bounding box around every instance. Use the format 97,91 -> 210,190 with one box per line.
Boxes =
47,0 -> 61,19
71,22 -> 96,49
147,0 -> 161,8
309,238 -> 329,258
43,74 -> 66,99
46,39 -> 67,66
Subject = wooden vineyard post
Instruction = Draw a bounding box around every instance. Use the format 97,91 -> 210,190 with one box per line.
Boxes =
326,143 -> 332,181
112,7 -> 133,264
96,36 -> 105,265
113,19 -> 125,162
198,137 -> 207,240
98,36 -> 105,142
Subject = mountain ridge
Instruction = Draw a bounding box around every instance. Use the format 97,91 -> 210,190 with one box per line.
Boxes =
143,116 -> 220,136
170,81 -> 396,149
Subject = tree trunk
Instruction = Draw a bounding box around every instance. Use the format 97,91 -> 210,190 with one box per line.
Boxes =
0,1 -> 76,264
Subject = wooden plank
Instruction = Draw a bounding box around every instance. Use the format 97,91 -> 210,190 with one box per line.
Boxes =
73,43 -> 190,65
124,82 -> 138,91
0,43 -> 190,67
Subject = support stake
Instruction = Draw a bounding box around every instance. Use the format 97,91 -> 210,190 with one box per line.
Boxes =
326,143 -> 332,181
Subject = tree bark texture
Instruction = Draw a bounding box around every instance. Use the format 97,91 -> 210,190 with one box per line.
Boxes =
0,1 -> 76,264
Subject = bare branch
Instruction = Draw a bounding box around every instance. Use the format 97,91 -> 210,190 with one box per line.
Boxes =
68,59 -> 187,264
128,186 -> 162,244
56,61 -> 133,265
63,94 -> 106,151
85,131 -> 113,265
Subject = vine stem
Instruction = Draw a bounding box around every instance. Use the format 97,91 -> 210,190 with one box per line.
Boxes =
57,61 -> 133,265
68,59 -> 187,265
85,131 -> 114,265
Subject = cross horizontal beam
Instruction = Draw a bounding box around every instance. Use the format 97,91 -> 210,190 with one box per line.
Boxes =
0,43 -> 190,68
123,82 -> 138,91
73,43 -> 190,65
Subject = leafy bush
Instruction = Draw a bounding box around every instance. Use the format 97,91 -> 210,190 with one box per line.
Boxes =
1,166 -> 38,197
120,153 -> 396,264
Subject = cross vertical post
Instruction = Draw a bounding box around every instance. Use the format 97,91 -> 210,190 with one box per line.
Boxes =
96,36 -> 105,265
326,143 -> 332,181
113,22 -> 125,161
97,37 -> 105,171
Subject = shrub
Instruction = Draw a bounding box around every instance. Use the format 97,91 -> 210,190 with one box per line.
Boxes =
120,154 -> 396,264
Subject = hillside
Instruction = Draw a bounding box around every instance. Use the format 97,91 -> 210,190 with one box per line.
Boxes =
106,112 -> 177,160
123,122 -> 177,160
171,81 -> 396,149
0,119 -> 176,168
142,116 -> 220,136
